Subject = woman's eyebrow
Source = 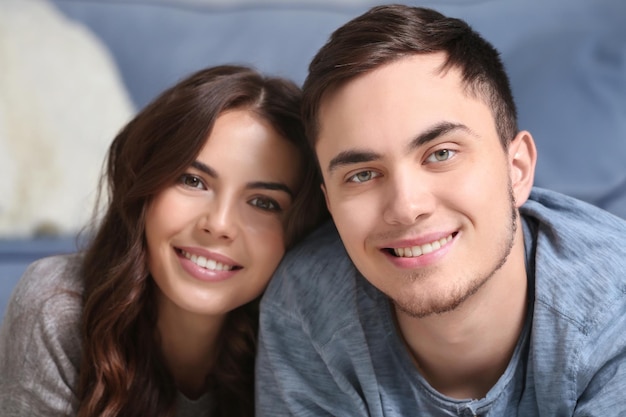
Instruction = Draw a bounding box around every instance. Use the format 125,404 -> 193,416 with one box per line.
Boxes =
246,181 -> 294,199
191,160 -> 217,178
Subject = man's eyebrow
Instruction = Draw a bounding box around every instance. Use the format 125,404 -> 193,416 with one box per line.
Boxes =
327,150 -> 380,174
191,160 -> 295,198
407,122 -> 474,152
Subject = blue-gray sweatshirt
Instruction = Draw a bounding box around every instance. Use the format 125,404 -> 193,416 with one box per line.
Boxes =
256,187 -> 626,416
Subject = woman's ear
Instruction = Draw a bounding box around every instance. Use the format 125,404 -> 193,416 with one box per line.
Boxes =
508,130 -> 537,208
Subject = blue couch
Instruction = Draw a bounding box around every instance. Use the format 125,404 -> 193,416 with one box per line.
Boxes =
2,0 -> 625,321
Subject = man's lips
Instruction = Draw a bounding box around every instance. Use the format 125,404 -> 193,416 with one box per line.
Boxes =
384,232 -> 457,257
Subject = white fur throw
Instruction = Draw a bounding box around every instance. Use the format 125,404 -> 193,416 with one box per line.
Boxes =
0,0 -> 135,237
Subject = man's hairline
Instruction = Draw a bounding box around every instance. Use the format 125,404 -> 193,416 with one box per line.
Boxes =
309,53 -> 501,151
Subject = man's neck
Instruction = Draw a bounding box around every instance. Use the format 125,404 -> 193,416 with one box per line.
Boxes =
394,234 -> 529,399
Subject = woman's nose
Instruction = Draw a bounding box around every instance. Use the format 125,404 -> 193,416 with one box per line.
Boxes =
198,195 -> 238,240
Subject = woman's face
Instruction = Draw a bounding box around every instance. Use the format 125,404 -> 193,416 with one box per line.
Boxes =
145,109 -> 302,319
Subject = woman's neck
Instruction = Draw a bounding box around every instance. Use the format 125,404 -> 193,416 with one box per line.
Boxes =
156,295 -> 226,399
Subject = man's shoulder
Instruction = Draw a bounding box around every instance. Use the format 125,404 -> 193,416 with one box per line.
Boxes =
523,187 -> 626,237
282,220 -> 354,272
522,187 -> 626,263
523,188 -> 626,335
263,221 -> 361,312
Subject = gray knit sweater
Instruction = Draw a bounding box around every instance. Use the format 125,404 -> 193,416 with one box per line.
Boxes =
0,254 -> 213,416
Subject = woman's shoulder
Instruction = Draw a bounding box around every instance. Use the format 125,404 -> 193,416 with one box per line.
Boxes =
0,254 -> 84,415
1,252 -> 84,358
7,253 -> 84,326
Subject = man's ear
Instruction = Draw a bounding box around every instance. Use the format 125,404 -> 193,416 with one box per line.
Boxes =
508,130 -> 537,208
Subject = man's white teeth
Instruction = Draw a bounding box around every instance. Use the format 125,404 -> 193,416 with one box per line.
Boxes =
393,235 -> 453,258
182,250 -> 234,271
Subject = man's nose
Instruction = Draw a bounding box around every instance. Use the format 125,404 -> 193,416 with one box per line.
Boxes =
382,171 -> 435,225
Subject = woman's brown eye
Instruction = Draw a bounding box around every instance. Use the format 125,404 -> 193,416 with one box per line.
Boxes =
250,197 -> 281,212
180,174 -> 204,189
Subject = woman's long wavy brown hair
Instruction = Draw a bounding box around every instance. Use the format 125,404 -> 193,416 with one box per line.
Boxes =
76,65 -> 328,417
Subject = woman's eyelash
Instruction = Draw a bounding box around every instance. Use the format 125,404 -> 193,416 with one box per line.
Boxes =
249,197 -> 282,212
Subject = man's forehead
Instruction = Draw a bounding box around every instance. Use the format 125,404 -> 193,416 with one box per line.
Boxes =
316,54 -> 463,136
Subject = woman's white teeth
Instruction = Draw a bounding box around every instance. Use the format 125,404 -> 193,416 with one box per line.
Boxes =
182,250 -> 233,271
393,235 -> 452,258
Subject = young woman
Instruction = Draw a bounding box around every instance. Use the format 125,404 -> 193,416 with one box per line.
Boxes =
0,65 -> 328,416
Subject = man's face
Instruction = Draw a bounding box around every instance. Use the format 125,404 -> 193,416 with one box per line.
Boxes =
315,53 -> 533,318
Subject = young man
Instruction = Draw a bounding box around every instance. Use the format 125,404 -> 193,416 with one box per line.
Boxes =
256,5 -> 626,416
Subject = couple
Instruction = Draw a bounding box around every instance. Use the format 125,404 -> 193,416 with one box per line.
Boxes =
1,5 -> 625,416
